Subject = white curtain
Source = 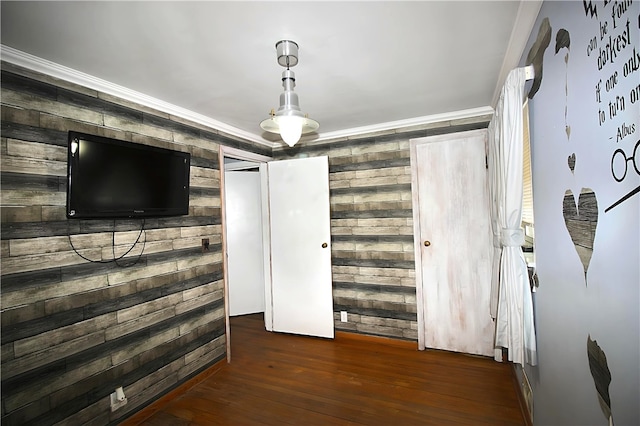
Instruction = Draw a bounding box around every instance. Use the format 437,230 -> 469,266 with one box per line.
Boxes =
488,67 -> 537,366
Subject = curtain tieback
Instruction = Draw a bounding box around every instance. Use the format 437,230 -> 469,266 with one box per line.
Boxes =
500,228 -> 524,247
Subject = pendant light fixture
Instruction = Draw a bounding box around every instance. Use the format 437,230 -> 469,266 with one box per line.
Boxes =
260,40 -> 319,147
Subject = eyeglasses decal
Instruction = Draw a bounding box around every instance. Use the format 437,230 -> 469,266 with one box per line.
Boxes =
611,139 -> 639,182
605,139 -> 640,213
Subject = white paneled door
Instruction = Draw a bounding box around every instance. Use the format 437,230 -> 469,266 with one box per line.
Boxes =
411,129 -> 495,356
267,156 -> 334,339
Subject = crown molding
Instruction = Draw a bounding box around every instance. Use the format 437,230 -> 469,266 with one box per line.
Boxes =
1,45 -> 278,149
491,0 -> 543,107
310,106 -> 494,143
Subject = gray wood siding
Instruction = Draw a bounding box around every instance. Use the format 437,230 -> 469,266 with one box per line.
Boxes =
0,65 -> 268,425
1,60 -> 491,424
274,118 -> 491,340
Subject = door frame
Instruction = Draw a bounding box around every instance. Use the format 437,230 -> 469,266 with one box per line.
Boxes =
409,128 -> 489,351
409,138 -> 426,351
219,146 -> 272,362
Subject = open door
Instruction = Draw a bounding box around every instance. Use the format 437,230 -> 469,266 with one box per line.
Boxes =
220,148 -> 334,363
266,156 -> 334,339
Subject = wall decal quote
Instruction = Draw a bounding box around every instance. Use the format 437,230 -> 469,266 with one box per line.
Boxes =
583,0 -> 639,211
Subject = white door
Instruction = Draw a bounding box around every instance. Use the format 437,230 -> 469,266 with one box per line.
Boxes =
225,171 -> 265,316
266,156 -> 334,339
411,129 -> 494,356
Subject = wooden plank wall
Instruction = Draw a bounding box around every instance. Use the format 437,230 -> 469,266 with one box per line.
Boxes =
1,60 -> 492,425
0,63 -> 270,425
274,116 -> 491,341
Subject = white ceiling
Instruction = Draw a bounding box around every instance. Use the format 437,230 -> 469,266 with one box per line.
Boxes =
0,1 -> 541,146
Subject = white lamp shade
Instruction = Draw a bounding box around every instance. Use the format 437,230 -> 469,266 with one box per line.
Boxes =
275,116 -> 304,147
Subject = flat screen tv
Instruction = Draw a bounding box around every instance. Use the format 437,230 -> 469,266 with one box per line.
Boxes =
66,131 -> 191,219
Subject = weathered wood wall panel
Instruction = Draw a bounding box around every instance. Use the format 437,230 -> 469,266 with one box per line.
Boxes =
274,118 -> 491,341
0,64 -> 268,425
1,58 -> 491,424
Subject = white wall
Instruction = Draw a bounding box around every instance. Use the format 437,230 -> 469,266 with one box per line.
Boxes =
522,1 -> 639,424
225,170 -> 266,316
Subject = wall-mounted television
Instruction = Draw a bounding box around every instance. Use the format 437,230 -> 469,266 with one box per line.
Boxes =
66,131 -> 191,219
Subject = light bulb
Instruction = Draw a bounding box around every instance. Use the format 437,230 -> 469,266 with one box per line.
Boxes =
275,116 -> 304,147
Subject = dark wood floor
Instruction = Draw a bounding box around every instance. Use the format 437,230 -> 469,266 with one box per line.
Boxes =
123,314 -> 525,425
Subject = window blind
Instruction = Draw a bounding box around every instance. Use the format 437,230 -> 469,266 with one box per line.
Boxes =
522,100 -> 534,225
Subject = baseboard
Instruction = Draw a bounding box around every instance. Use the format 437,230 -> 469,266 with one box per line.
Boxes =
510,363 -> 533,426
119,358 -> 227,425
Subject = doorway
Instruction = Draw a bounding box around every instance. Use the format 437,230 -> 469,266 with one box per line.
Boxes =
219,146 -> 271,362
219,147 -> 335,362
410,129 -> 495,356
224,162 -> 265,317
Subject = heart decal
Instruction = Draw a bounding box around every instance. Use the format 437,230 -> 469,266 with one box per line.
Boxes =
563,188 -> 598,282
568,153 -> 576,173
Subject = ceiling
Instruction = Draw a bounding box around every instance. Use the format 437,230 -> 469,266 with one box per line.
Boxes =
0,1 -> 541,147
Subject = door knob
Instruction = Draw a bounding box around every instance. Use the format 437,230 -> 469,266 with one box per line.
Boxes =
322,242 -> 328,248
424,240 -> 431,247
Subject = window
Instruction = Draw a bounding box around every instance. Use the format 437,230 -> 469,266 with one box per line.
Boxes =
522,100 -> 535,263
522,100 -> 534,228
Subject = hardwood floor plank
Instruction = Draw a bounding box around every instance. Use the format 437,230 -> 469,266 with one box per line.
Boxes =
224,362 -> 518,425
122,313 -> 524,425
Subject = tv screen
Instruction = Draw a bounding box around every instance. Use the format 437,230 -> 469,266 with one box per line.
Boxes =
66,131 -> 191,219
